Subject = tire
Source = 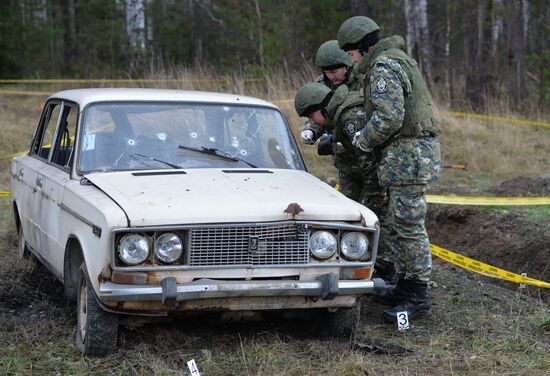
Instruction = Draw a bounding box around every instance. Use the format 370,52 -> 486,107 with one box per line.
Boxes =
327,300 -> 361,339
17,225 -> 29,259
76,262 -> 119,355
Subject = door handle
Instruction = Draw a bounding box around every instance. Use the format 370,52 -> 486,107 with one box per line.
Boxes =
36,177 -> 43,187
19,168 -> 24,178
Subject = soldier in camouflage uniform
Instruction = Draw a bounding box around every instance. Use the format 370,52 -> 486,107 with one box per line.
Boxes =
294,82 -> 394,282
300,40 -> 361,145
300,40 -> 371,203
338,16 -> 441,322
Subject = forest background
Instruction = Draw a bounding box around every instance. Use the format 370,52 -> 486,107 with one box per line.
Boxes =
1,0 -> 549,115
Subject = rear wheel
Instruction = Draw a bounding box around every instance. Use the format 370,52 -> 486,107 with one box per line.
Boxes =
17,225 -> 29,259
327,300 -> 361,339
76,262 -> 119,355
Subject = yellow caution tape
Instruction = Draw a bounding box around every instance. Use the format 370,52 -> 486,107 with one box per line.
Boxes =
427,194 -> 550,206
0,192 -> 11,197
0,151 -> 26,160
448,111 -> 550,129
430,244 -> 550,288
0,78 -> 262,84
0,89 -> 51,96
336,184 -> 549,206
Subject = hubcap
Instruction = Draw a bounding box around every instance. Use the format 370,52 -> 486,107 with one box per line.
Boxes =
78,277 -> 87,342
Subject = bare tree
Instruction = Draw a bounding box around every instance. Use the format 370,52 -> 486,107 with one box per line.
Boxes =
503,0 -> 527,108
404,0 -> 434,88
444,0 -> 452,107
126,0 -> 146,49
253,0 -> 264,68
350,0 -> 368,16
62,0 -> 77,73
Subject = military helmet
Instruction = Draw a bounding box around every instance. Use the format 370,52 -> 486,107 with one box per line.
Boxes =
338,16 -> 380,50
294,82 -> 332,117
315,40 -> 353,69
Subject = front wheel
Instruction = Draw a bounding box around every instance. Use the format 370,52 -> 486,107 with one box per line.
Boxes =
327,300 -> 361,339
76,262 -> 119,355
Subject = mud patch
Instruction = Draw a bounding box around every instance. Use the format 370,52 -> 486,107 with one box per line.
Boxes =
489,175 -> 550,196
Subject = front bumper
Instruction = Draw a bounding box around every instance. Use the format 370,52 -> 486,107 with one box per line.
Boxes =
99,275 -> 387,304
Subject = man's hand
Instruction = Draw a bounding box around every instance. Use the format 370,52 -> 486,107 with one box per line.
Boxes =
317,134 -> 333,155
352,131 -> 372,152
334,142 -> 345,154
300,130 -> 315,145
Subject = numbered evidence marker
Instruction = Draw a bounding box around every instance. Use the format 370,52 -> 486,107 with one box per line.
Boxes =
519,273 -> 527,289
187,359 -> 201,376
397,311 -> 410,331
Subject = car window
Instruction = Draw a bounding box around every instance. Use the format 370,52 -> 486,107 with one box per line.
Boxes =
78,102 -> 305,172
51,103 -> 78,169
31,102 -> 61,160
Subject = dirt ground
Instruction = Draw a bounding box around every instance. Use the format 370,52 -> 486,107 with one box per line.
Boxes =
428,175 -> 550,302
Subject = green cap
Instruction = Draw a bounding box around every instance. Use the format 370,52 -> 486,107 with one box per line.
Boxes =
315,40 -> 353,69
294,83 -> 332,117
338,16 -> 380,50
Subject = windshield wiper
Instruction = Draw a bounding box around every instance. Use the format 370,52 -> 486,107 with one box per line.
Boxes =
178,144 -> 257,168
129,153 -> 182,169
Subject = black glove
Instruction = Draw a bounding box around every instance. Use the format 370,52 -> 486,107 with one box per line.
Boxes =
317,134 -> 333,156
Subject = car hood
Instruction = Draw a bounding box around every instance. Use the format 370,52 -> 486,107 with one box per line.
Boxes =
85,169 -> 371,227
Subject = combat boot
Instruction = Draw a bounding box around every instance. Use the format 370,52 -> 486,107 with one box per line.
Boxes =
382,280 -> 431,322
372,264 -> 397,286
374,277 -> 408,306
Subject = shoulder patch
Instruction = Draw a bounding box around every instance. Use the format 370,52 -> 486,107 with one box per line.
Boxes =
375,77 -> 387,93
345,121 -> 357,136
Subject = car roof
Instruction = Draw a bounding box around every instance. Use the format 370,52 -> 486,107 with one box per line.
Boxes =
48,88 -> 278,109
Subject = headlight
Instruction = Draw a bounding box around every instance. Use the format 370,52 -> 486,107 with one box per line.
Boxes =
154,232 -> 183,263
309,231 -> 337,259
340,232 -> 369,261
118,234 -> 149,265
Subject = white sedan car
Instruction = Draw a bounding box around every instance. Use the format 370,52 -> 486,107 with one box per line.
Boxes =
10,88 -> 383,354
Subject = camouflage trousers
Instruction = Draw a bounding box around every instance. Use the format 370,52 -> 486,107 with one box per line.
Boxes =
335,154 -> 393,271
386,184 -> 432,282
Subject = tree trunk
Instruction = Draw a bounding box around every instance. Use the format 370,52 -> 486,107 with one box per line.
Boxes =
503,0 -> 527,108
444,0 -> 452,107
464,0 -> 495,111
126,0 -> 146,50
404,0 -> 434,89
63,0 -> 77,73
188,0 -> 203,64
350,0 -> 368,16
253,0 -> 264,68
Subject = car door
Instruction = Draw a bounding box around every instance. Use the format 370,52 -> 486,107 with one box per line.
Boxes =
15,101 -> 62,257
38,101 -> 79,273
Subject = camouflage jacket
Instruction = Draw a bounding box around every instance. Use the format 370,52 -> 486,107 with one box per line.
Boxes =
326,85 -> 376,174
358,36 -> 441,186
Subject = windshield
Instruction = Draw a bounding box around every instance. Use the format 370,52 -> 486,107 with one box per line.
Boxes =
77,102 -> 304,172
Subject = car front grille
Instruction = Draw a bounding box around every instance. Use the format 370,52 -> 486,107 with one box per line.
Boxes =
188,223 -> 309,266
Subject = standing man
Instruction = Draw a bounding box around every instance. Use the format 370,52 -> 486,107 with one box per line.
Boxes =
338,16 -> 441,322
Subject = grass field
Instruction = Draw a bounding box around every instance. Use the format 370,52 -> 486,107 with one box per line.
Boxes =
0,70 -> 549,375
